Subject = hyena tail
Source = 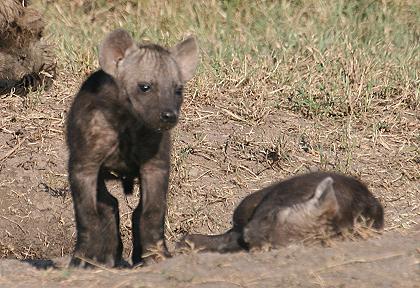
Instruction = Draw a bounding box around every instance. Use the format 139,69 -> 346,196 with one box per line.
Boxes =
179,229 -> 245,253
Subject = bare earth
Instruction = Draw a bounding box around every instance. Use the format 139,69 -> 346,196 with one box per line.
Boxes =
0,223 -> 418,287
1,77 -> 419,286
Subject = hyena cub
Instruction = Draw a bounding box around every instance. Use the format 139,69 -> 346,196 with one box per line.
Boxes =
67,29 -> 198,267
182,172 -> 384,252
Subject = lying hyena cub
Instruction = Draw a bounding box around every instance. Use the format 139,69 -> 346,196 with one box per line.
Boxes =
182,172 -> 383,252
67,29 -> 198,267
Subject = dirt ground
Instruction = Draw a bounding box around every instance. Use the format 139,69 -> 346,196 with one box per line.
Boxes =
0,222 -> 418,287
0,75 -> 419,286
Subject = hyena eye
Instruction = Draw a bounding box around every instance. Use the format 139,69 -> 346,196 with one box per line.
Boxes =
138,83 -> 152,93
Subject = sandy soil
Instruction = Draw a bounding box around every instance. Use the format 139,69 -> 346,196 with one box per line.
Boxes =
1,82 -> 419,286
0,223 -> 419,287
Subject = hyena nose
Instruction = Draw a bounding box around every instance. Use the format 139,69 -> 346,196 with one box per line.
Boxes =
160,111 -> 177,124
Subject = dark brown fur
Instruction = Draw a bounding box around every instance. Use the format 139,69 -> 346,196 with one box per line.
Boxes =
0,0 -> 55,95
181,172 -> 384,253
67,29 -> 198,267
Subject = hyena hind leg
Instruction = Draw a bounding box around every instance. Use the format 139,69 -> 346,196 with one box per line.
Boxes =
179,229 -> 244,253
70,176 -> 123,268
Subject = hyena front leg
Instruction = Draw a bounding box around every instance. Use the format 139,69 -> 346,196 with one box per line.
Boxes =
132,134 -> 171,265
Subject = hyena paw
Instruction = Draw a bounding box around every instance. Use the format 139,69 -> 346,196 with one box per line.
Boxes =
69,251 -> 117,269
140,241 -> 171,266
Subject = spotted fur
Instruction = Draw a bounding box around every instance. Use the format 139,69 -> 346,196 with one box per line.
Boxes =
67,29 -> 199,268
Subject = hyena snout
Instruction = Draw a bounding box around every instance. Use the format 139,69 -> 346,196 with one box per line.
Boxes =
160,110 -> 178,124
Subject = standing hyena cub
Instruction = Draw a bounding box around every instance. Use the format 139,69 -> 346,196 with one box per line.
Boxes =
182,172 -> 384,252
67,29 -> 198,267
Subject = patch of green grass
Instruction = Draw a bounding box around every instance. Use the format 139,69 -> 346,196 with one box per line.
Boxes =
35,0 -> 419,118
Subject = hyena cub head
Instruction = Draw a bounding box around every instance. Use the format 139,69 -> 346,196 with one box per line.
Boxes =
244,177 -> 339,248
99,29 -> 199,130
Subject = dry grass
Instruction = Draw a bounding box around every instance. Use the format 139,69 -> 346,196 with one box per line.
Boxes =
0,0 -> 419,261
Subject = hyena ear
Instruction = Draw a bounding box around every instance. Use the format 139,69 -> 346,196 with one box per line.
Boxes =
99,29 -> 138,77
170,36 -> 199,83
312,177 -> 338,213
276,207 -> 291,224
